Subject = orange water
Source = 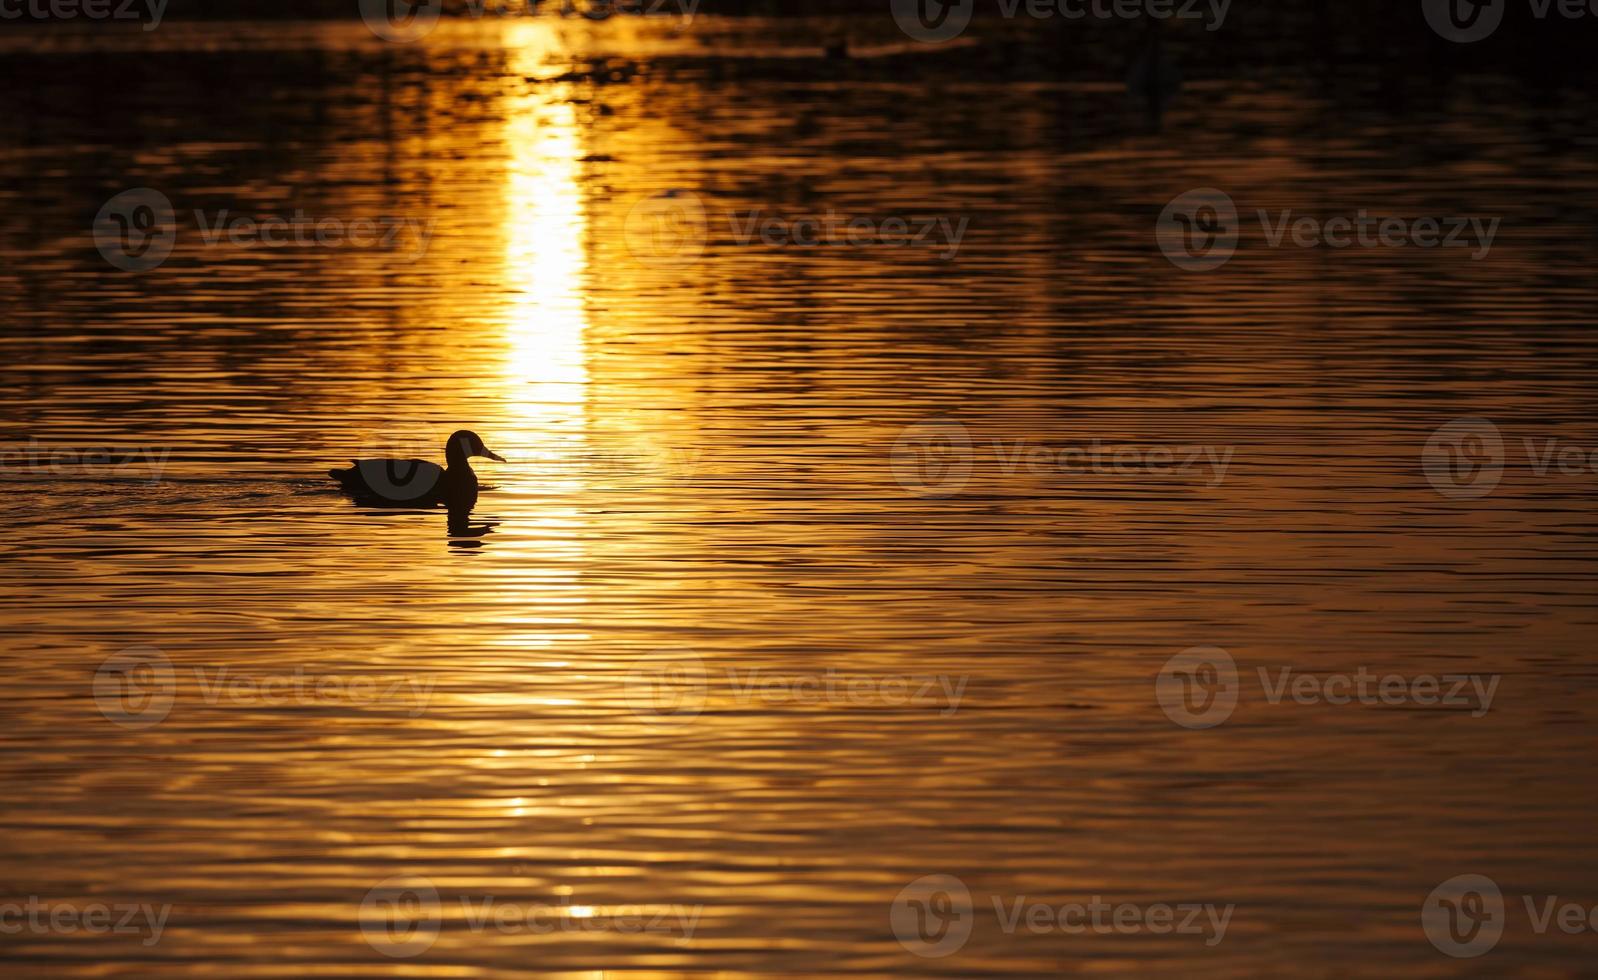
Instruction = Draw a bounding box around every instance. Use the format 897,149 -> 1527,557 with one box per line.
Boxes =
1,16 -> 1595,978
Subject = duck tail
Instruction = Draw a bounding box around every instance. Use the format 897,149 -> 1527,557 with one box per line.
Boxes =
329,466 -> 353,482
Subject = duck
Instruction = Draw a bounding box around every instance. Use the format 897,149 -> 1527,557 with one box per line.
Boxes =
329,429 -> 505,509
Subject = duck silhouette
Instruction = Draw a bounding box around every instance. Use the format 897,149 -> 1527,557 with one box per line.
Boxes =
329,429 -> 505,509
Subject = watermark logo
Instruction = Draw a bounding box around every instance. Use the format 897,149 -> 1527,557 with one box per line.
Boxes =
359,0 -> 444,42
0,0 -> 167,29
890,874 -> 975,958
93,646 -> 176,730
359,875 -> 702,956
730,210 -> 968,260
1423,0 -> 1506,42
624,659 -> 968,721
892,0 -> 977,43
1423,418 -> 1598,499
624,190 -> 709,267
1256,210 -> 1499,258
94,188 -> 436,272
891,874 -> 1235,958
183,209 -> 434,264
1423,874 -> 1505,957
727,669 -> 966,714
0,439 -> 171,483
94,650 -> 436,729
623,194 -> 970,266
892,421 -> 1236,498
1159,189 -> 1500,270
0,898 -> 171,946
360,0 -> 700,44
1156,646 -> 1239,729
890,420 -> 974,497
893,0 -> 1230,42
1158,650 -> 1501,729
1423,873 -> 1598,958
1156,188 -> 1239,271
94,188 -> 176,273
361,876 -> 442,958
1258,668 -> 1499,717
1423,418 -> 1504,499
625,655 -> 708,724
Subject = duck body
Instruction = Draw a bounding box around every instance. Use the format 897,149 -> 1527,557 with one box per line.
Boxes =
331,457 -> 470,508
329,429 -> 504,509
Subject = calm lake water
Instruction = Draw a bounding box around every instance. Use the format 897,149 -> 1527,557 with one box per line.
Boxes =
1,13 -> 1596,978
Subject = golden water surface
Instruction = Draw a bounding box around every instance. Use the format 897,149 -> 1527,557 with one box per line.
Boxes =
1,14 -> 1596,978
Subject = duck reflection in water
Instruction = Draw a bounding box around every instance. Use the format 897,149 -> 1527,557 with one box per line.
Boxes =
447,505 -> 499,550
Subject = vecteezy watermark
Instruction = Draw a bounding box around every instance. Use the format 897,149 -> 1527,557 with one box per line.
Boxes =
0,898 -> 171,947
889,419 -> 1234,497
1155,188 -> 1238,272
360,875 -> 702,958
1424,417 -> 1598,500
624,656 -> 708,725
1423,417 -> 1505,499
360,877 -> 441,958
1157,647 -> 1501,729
891,0 -> 1231,43
1424,0 -> 1598,43
625,654 -> 968,724
0,0 -> 167,29
725,210 -> 969,261
889,420 -> 975,497
1423,0 -> 1507,41
1154,646 -> 1239,730
1423,873 -> 1598,958
889,874 -> 1234,958
93,188 -> 436,272
0,439 -> 171,483
93,647 -> 436,729
93,188 -> 175,273
623,190 -> 708,267
92,647 -> 176,731
359,0 -> 701,44
1157,188 -> 1500,270
623,191 -> 969,266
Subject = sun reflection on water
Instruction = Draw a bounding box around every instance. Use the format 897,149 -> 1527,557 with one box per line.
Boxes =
473,25 -> 593,649
500,33 -> 589,480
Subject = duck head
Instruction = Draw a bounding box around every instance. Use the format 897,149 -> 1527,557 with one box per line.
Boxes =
445,429 -> 506,466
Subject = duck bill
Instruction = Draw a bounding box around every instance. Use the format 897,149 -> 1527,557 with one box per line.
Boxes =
482,449 -> 506,463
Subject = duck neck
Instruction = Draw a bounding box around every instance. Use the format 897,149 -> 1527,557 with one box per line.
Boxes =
445,442 -> 473,473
